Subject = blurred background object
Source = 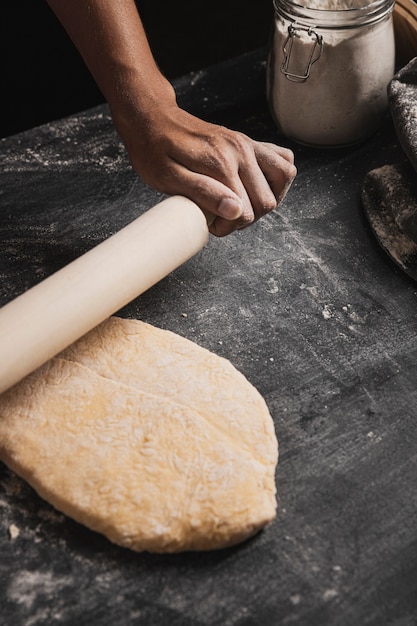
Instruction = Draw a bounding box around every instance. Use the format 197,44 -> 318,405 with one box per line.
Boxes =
3,0 -> 417,140
394,0 -> 417,67
1,0 -> 273,138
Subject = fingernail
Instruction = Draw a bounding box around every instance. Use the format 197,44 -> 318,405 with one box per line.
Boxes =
218,197 -> 242,220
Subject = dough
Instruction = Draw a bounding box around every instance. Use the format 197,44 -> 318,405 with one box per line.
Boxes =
0,317 -> 278,553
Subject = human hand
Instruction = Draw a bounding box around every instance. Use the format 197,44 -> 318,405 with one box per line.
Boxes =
114,101 -> 296,237
46,0 -> 295,236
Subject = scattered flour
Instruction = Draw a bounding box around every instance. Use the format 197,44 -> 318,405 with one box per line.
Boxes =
7,570 -> 73,611
290,593 -> 302,605
322,304 -> 334,320
8,523 -> 20,539
322,588 -> 339,601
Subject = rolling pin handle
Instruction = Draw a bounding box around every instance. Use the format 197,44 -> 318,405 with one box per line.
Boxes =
0,196 -> 209,395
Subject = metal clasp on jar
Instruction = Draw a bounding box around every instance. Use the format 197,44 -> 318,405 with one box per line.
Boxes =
281,23 -> 323,83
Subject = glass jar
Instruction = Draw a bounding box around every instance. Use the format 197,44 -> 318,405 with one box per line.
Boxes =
266,0 -> 396,147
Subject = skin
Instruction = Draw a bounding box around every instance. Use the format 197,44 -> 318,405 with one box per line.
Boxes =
46,0 -> 296,236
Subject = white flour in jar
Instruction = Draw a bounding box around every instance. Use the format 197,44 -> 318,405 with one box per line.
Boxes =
305,1 -> 369,8
267,1 -> 395,145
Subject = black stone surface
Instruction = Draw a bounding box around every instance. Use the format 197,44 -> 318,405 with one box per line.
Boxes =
1,49 -> 417,626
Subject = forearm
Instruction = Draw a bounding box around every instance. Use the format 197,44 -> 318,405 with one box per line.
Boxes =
46,0 -> 175,117
46,0 -> 296,236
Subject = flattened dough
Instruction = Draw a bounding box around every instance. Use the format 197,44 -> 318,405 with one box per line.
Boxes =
0,317 -> 278,552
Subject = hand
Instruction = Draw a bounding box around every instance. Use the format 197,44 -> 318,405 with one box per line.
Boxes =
115,100 -> 297,237
46,0 -> 296,236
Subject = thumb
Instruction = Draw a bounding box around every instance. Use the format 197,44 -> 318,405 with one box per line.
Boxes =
199,193 -> 244,238
216,197 -> 243,220
200,197 -> 243,228
195,184 -> 244,226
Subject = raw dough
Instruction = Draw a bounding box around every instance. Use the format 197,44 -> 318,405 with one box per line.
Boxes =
0,317 -> 278,553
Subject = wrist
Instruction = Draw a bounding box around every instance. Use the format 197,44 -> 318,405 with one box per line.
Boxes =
108,68 -> 177,133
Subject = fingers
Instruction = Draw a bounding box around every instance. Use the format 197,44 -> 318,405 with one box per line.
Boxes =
167,129 -> 296,236
149,163 -> 247,237
204,136 -> 296,236
123,106 -> 296,237
253,141 -> 297,205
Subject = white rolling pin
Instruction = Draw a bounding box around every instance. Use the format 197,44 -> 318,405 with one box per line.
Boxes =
0,195 -> 210,395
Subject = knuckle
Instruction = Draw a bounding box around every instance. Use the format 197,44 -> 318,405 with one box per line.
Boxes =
270,161 -> 297,189
204,150 -> 227,173
238,211 -> 256,228
281,147 -> 296,165
262,197 -> 278,213
216,128 -> 252,159
286,162 -> 297,180
252,195 -> 276,217
200,129 -> 257,181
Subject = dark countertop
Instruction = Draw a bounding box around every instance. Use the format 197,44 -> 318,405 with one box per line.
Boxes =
1,49 -> 417,626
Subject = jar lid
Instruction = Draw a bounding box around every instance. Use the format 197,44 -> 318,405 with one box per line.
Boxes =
273,0 -> 396,29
